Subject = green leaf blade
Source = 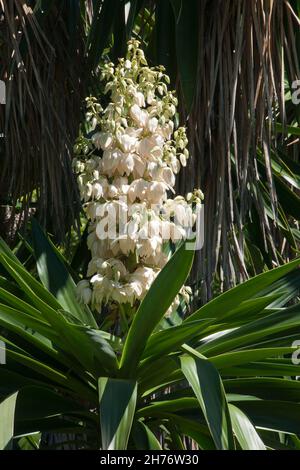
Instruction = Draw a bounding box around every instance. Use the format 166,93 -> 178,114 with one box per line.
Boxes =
98,378 -> 137,450
120,243 -> 194,376
180,349 -> 234,450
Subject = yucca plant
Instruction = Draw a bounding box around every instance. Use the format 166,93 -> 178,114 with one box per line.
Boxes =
0,221 -> 300,450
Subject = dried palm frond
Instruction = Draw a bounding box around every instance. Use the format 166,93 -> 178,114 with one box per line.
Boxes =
155,0 -> 300,302
0,0 -> 89,240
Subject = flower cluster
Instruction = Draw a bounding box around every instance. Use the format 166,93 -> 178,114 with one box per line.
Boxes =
74,39 -> 203,314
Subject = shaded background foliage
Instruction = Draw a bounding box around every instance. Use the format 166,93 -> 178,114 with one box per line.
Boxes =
1,0 -> 300,302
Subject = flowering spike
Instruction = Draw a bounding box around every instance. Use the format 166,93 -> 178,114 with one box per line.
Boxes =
73,40 -> 202,315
